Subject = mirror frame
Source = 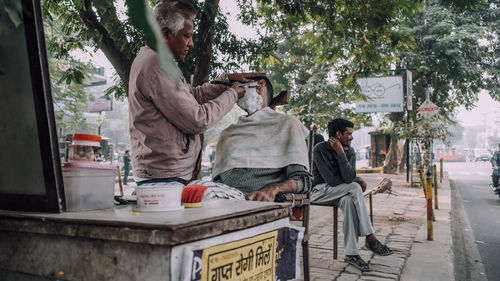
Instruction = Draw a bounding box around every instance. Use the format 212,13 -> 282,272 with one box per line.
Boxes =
0,0 -> 65,212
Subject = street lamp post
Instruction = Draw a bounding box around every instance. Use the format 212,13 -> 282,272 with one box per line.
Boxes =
96,111 -> 104,136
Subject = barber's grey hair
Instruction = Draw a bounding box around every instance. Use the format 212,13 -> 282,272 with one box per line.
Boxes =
154,1 -> 197,35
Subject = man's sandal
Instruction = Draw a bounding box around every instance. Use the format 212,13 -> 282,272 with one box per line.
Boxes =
344,255 -> 370,272
366,240 -> 393,256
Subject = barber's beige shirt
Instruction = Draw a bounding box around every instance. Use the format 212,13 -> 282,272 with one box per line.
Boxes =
128,46 -> 237,179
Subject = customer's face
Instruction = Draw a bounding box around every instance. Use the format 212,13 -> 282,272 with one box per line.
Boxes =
337,127 -> 353,147
256,79 -> 268,108
163,18 -> 194,60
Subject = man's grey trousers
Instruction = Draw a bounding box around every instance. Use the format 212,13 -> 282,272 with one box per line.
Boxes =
310,182 -> 374,256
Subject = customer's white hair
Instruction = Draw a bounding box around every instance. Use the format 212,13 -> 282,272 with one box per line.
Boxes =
154,0 -> 197,35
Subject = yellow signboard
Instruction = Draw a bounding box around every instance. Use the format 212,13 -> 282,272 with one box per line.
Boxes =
201,230 -> 278,281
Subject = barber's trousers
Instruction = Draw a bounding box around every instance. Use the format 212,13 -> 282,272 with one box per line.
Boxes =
310,182 -> 374,256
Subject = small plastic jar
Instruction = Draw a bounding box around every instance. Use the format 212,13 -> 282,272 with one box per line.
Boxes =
68,134 -> 101,162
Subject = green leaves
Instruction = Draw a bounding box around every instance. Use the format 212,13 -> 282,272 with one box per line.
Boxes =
49,57 -> 95,135
124,0 -> 180,86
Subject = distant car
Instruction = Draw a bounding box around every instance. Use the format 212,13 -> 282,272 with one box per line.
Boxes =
474,149 -> 491,162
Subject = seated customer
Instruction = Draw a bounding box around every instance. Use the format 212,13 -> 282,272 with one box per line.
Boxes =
311,118 -> 392,272
211,77 -> 312,202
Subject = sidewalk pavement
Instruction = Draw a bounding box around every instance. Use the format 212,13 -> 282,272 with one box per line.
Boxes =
305,172 -> 454,281
114,172 -> 455,281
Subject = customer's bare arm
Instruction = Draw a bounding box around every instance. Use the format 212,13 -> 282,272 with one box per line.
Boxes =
247,179 -> 298,202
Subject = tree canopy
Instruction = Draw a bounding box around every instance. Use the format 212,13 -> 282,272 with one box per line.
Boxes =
4,0 -> 496,152
41,0 -> 273,98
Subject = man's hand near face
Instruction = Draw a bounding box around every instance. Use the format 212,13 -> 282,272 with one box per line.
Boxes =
329,137 -> 344,155
246,179 -> 298,202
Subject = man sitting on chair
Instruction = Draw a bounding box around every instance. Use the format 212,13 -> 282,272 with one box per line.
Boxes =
311,118 -> 392,272
211,77 -> 312,202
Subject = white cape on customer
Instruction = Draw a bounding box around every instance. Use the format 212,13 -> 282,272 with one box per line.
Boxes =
212,107 -> 310,178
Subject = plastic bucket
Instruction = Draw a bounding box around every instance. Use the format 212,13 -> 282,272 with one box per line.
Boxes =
134,182 -> 185,212
62,162 -> 117,212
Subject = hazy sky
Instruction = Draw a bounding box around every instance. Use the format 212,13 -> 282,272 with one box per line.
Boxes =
456,90 -> 500,127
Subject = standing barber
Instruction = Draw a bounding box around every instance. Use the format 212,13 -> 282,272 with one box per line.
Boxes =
129,0 -> 250,186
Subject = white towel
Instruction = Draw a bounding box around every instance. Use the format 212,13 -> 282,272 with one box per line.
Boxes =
212,107 -> 310,178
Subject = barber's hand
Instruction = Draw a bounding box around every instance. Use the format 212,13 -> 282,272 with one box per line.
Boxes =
329,137 -> 344,155
358,178 -> 367,192
247,184 -> 280,202
494,166 -> 498,170
231,82 -> 246,98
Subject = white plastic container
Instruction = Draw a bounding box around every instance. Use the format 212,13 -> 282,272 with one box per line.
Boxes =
134,182 -> 185,212
62,162 -> 117,212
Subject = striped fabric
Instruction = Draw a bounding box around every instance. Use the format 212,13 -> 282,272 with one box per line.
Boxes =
213,164 -> 312,196
189,179 -> 246,200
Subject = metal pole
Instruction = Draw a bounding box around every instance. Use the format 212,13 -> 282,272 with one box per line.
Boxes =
406,66 -> 412,182
440,158 -> 443,183
406,113 -> 410,182
410,139 -> 414,186
426,170 -> 433,240
96,111 -> 104,136
433,164 -> 439,209
419,169 -> 426,196
117,169 -> 124,197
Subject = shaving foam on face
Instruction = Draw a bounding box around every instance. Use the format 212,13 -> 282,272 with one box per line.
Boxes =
237,82 -> 263,114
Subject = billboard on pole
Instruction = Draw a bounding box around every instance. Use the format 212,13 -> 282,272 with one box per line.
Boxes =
356,76 -> 404,113
87,96 -> 113,112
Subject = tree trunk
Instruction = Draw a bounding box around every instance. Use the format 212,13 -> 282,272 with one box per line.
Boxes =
193,0 -> 219,86
383,112 -> 404,173
383,133 -> 399,173
78,0 -> 133,90
191,0 -> 219,179
398,139 -> 408,173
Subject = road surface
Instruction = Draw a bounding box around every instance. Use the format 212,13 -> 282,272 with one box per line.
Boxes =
446,161 -> 500,281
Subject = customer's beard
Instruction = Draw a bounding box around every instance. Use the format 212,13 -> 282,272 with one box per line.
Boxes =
237,87 -> 263,115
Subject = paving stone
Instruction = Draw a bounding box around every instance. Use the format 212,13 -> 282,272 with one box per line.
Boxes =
368,264 -> 401,275
362,271 -> 399,280
310,267 -> 339,275
386,243 -> 412,250
389,233 -> 414,239
387,237 -> 413,243
329,261 -> 347,271
310,269 -> 342,280
371,255 -> 406,265
388,253 -> 408,260
310,257 -> 334,269
359,253 -> 373,262
358,276 -> 396,281
336,272 -> 360,281
310,247 -> 335,256
370,259 -> 404,271
314,235 -> 333,243
345,264 -> 363,274
390,248 -> 410,255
